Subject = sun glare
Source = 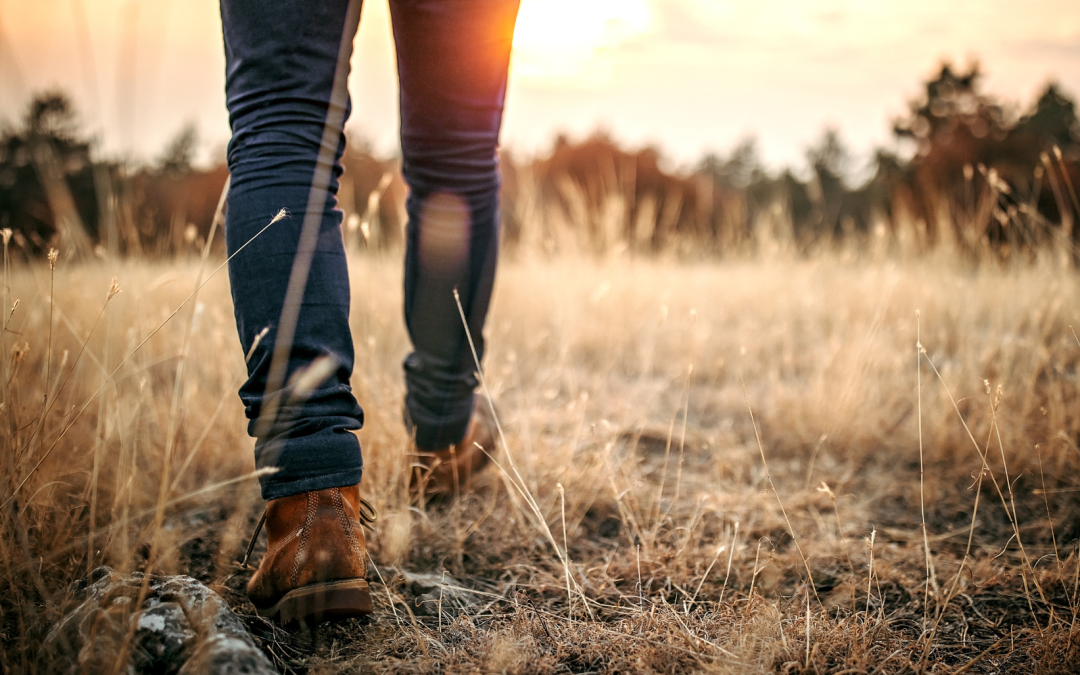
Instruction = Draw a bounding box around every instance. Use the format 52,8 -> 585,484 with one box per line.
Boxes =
511,0 -> 652,80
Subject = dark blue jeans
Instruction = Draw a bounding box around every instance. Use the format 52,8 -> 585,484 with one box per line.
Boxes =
221,0 -> 519,500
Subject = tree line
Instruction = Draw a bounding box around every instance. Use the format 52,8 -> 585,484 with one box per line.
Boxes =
2,63 -> 1078,262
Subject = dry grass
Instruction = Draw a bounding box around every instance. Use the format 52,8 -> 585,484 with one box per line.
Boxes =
2,243 -> 1080,673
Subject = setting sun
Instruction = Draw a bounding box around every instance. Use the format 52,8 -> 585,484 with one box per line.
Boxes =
511,0 -> 651,80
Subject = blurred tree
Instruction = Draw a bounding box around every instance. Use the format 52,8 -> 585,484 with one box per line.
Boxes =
1013,83 -> 1080,154
0,91 -> 98,255
807,128 -> 851,183
534,133 -> 709,253
26,93 -> 85,142
806,128 -> 851,239
0,93 -> 233,258
889,63 -> 1064,254
697,137 -> 762,191
157,124 -> 198,175
894,64 -> 1009,155
865,149 -> 909,225
693,139 -> 766,251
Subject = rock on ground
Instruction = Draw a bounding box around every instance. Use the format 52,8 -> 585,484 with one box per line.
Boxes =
44,566 -> 277,675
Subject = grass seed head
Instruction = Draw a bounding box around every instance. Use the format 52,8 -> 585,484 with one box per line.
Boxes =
287,354 -> 338,401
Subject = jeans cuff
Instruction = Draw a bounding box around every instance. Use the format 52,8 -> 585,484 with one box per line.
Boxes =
259,467 -> 363,501
412,415 -> 472,450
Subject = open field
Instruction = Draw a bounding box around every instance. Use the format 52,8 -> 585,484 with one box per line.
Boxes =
2,247 -> 1080,673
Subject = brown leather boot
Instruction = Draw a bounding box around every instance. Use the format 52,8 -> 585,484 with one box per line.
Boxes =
245,485 -> 376,626
410,402 -> 498,501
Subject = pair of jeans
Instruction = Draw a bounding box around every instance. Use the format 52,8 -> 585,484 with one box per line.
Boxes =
221,0 -> 519,500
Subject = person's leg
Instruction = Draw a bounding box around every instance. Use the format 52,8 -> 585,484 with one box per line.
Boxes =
221,0 -> 364,500
390,0 -> 520,451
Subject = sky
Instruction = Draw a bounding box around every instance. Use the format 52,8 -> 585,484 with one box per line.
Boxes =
1,0 -> 1079,172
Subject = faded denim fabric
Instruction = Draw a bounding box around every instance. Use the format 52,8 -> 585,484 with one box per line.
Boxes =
221,0 -> 519,499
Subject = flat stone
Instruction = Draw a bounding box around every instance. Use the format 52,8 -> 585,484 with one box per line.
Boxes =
397,569 -> 475,617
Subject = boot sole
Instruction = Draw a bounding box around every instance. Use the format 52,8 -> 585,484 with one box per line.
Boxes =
257,578 -> 373,626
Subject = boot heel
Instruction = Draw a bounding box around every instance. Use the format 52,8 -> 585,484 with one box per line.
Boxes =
262,579 -> 374,626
